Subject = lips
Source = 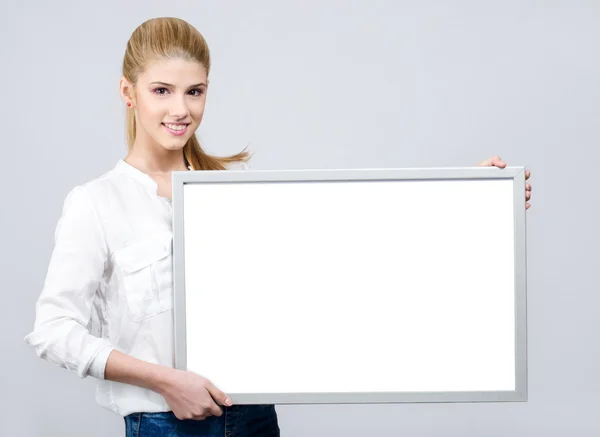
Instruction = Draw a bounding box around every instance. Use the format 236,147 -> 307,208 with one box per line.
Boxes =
162,122 -> 190,136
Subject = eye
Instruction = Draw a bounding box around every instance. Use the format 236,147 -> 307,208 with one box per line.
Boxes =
189,88 -> 204,97
153,87 -> 169,95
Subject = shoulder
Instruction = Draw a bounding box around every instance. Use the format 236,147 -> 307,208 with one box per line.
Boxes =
60,164 -> 127,212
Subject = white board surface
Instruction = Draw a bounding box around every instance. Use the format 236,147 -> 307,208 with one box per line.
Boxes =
173,167 -> 527,404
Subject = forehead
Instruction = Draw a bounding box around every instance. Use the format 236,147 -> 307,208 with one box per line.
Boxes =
139,58 -> 207,85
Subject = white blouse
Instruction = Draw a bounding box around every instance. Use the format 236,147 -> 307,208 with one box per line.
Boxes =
24,159 -> 247,417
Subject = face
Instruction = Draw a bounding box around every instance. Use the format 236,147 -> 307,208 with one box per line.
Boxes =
121,58 -> 208,152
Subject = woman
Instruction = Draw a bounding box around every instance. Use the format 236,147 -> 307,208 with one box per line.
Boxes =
24,16 -> 531,437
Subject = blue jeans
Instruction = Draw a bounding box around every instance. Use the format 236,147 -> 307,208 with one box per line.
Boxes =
124,405 -> 280,437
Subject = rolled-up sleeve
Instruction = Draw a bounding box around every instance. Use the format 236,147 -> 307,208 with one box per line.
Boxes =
24,185 -> 114,379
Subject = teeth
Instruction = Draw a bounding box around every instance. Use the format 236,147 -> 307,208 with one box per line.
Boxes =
164,123 -> 187,131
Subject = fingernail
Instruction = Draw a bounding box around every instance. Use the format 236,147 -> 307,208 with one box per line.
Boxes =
225,398 -> 232,406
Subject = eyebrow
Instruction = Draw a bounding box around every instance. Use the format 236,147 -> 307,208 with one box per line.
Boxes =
150,81 -> 206,88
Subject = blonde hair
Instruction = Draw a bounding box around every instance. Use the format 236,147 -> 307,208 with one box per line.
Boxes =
122,17 -> 249,170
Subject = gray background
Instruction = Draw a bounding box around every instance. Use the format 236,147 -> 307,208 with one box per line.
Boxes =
1,1 -> 598,436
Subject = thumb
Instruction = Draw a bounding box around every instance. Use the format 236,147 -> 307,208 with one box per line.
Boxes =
478,156 -> 506,168
205,381 -> 233,406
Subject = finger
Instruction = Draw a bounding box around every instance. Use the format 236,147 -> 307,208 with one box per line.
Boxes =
203,393 -> 224,418
478,156 -> 495,166
526,202 -> 531,210
492,156 -> 506,168
205,380 -> 233,407
192,404 -> 220,419
526,183 -> 531,191
478,155 -> 505,167
208,402 -> 223,417
525,170 -> 531,180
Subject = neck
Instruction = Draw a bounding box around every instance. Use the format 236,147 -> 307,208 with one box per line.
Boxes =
126,138 -> 189,174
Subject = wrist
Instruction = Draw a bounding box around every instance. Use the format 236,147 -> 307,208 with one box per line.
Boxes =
149,364 -> 176,394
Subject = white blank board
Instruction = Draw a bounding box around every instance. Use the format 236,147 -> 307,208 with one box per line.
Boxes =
173,167 -> 527,404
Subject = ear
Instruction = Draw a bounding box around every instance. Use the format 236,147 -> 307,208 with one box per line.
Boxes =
119,77 -> 135,107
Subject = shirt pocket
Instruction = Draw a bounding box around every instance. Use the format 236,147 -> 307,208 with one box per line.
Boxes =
114,231 -> 174,322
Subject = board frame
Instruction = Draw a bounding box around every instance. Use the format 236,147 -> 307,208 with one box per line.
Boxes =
172,166 -> 528,404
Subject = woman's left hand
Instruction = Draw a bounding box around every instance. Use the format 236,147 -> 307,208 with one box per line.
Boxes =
477,156 -> 532,210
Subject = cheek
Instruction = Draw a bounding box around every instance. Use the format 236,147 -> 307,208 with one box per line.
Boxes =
190,100 -> 206,121
136,97 -> 165,126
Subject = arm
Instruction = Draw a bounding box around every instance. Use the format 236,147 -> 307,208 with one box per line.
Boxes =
25,185 -> 231,419
24,185 -> 113,379
104,350 -> 232,419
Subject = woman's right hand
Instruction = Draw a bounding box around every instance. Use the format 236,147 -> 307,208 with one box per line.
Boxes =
102,350 -> 232,421
158,368 -> 233,420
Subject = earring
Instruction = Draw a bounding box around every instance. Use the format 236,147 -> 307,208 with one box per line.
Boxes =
127,102 -> 132,107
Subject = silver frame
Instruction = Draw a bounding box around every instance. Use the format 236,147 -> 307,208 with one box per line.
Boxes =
172,166 -> 527,404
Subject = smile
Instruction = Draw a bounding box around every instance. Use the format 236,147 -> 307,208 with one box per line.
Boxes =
162,123 -> 190,136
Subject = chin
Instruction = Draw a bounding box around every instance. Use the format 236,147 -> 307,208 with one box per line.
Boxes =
157,134 -> 189,151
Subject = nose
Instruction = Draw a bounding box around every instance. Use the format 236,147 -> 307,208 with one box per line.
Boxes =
169,96 -> 189,119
